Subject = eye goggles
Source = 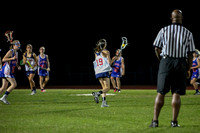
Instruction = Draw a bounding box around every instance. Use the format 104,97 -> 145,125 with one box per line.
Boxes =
14,41 -> 21,48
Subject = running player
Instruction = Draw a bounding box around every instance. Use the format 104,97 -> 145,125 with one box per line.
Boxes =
0,40 -> 21,104
37,46 -> 50,92
23,44 -> 37,95
110,49 -> 125,92
190,49 -> 200,95
92,39 -> 112,107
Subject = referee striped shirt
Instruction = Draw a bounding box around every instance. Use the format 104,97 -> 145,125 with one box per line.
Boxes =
153,23 -> 195,58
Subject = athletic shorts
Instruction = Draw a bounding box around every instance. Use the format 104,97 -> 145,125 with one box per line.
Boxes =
191,71 -> 200,80
38,71 -> 49,77
96,72 -> 110,79
111,72 -> 121,78
157,57 -> 187,95
26,70 -> 36,77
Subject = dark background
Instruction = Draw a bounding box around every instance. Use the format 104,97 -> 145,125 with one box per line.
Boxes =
0,2 -> 200,87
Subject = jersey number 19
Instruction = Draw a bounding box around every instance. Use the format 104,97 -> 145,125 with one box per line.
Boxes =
96,58 -> 103,66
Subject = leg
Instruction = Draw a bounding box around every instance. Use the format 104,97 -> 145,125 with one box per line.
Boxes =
190,78 -> 199,94
171,93 -> 181,127
153,93 -> 165,121
150,93 -> 165,127
28,74 -> 36,90
110,76 -> 117,90
100,78 -> 110,97
0,78 -> 17,104
116,77 -> 121,92
6,78 -> 17,92
92,78 -> 110,106
99,78 -> 106,90
99,78 -> 110,107
39,76 -> 44,90
42,76 -> 49,89
29,74 -> 36,95
92,78 -> 105,104
150,58 -> 171,127
0,78 -> 9,95
171,93 -> 181,122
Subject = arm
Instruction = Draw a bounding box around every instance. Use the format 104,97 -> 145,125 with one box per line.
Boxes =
36,56 -> 39,65
155,47 -> 162,61
46,55 -> 50,71
32,53 -> 38,68
2,50 -> 16,62
16,52 -> 21,70
22,52 -> 27,64
121,57 -> 125,76
111,56 -> 117,65
22,52 -> 32,68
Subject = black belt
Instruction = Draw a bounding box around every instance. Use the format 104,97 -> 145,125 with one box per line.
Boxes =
162,55 -> 169,59
162,55 -> 186,59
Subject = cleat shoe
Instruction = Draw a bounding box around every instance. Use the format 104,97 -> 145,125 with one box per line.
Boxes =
101,101 -> 109,107
31,90 -> 36,95
149,120 -> 158,128
92,92 -> 99,103
0,97 -> 10,104
114,89 -> 117,92
118,89 -> 121,92
171,121 -> 180,127
41,89 -> 46,92
194,92 -> 200,95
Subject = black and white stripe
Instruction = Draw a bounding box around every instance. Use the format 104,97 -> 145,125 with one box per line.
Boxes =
153,24 -> 195,58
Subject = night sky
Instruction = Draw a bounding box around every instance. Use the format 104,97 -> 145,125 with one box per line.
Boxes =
0,2 -> 200,87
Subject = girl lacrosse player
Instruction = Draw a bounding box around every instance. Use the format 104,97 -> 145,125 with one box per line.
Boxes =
37,46 -> 50,92
110,49 -> 125,92
92,39 -> 112,107
0,40 -> 21,104
190,49 -> 200,95
23,44 -> 37,95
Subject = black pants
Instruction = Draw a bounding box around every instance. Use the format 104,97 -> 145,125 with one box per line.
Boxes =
157,57 -> 187,95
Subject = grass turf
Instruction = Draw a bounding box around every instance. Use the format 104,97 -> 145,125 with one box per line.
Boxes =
0,89 -> 199,133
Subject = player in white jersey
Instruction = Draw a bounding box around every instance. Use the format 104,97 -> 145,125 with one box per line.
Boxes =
23,44 -> 37,95
92,39 -> 112,107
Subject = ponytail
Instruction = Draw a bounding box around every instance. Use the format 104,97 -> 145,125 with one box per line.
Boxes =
94,39 -> 107,53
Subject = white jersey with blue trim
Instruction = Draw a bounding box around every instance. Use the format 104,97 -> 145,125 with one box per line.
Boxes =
93,52 -> 112,75
25,53 -> 37,71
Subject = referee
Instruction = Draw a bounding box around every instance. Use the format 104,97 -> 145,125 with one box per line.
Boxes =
149,9 -> 195,127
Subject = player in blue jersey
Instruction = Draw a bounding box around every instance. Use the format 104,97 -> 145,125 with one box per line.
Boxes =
110,49 -> 125,92
0,40 -> 21,104
23,44 -> 38,95
190,49 -> 200,95
92,39 -> 112,107
37,46 -> 50,92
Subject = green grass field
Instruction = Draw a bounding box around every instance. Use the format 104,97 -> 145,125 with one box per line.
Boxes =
0,89 -> 199,133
